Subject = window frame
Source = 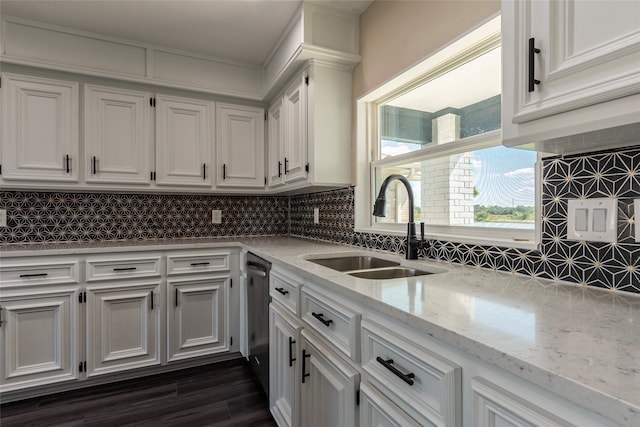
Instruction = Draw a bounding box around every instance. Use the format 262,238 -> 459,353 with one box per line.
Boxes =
354,16 -> 541,250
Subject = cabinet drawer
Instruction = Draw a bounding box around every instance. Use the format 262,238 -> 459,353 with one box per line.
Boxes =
361,320 -> 461,427
471,377 -> 574,427
270,268 -> 301,316
86,256 -> 161,281
167,252 -> 230,275
0,260 -> 79,287
300,286 -> 360,362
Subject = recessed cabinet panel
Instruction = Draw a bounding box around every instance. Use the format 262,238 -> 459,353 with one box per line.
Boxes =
300,329 -> 359,427
282,74 -> 308,184
471,377 -> 575,427
1,73 -> 79,182
269,303 -> 302,427
216,103 -> 265,188
167,276 -> 229,362
0,290 -> 79,392
359,381 -> 421,427
511,0 -> 640,124
361,320 -> 461,427
155,95 -> 213,187
84,85 -> 152,185
86,283 -> 161,377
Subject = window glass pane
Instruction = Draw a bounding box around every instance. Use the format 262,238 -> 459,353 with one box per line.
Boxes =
375,146 -> 536,229
379,47 -> 501,158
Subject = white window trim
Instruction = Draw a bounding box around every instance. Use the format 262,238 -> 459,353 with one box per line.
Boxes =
354,15 -> 540,251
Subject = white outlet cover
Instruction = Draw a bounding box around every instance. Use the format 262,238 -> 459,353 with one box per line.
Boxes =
0,209 -> 6,227
567,198 -> 617,243
313,208 -> 319,224
635,199 -> 640,243
212,209 -> 222,224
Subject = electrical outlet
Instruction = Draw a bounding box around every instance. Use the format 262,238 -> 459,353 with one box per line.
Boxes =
313,208 -> 319,224
212,209 -> 222,224
0,209 -> 6,227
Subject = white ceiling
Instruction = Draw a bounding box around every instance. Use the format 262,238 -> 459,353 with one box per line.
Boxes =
0,0 -> 372,65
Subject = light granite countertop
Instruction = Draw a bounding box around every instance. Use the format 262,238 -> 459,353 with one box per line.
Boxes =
2,237 -> 639,426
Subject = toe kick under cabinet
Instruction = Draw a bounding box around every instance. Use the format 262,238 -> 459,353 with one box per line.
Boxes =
0,247 -> 240,400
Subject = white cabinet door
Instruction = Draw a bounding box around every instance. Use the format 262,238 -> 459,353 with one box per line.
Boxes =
155,94 -> 213,187
216,103 -> 265,188
0,289 -> 79,392
86,283 -> 161,377
282,74 -> 308,184
359,381 -> 421,427
84,85 -> 152,185
471,377 -> 575,427
267,98 -> 285,188
507,0 -> 640,124
269,303 -> 303,427
167,276 -> 229,362
299,329 -> 359,427
1,73 -> 79,182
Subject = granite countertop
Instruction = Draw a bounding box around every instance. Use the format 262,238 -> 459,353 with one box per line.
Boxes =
2,237 -> 639,426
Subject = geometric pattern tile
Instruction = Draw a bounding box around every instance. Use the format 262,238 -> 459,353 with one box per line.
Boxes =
291,145 -> 640,294
2,145 -> 639,294
0,191 -> 289,244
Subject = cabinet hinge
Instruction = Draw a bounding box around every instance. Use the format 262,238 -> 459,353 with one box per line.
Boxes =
356,389 -> 360,406
305,163 -> 309,173
305,75 -> 309,85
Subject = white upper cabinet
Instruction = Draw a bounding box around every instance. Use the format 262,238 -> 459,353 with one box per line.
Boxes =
502,0 -> 640,154
268,98 -> 285,187
267,61 -> 353,192
155,94 -> 214,187
282,73 -> 309,184
216,103 -> 265,189
84,85 -> 152,185
1,73 -> 79,182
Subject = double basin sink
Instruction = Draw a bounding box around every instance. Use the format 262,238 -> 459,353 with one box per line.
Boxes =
306,254 -> 439,280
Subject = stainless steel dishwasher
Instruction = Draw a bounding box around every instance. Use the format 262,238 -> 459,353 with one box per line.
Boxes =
246,252 -> 271,394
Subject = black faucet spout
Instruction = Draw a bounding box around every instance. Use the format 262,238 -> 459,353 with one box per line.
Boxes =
372,174 -> 426,260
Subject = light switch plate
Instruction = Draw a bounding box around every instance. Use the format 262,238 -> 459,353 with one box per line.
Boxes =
567,198 -> 617,243
313,208 -> 319,224
635,199 -> 640,243
0,209 -> 6,227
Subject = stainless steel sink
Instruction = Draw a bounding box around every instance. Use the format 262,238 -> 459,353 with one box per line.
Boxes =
348,267 -> 433,280
307,256 -> 400,272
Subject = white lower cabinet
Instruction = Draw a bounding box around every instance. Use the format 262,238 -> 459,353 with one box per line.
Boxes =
86,282 -> 161,377
471,377 -> 574,427
359,381 -> 421,427
361,320 -> 462,427
269,302 -> 303,427
0,287 -> 80,392
299,329 -> 360,427
167,276 -> 230,362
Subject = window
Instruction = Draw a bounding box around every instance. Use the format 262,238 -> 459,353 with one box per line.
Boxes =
355,17 -> 539,249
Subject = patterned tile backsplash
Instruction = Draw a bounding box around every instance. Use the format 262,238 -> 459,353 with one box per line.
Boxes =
1,145 -> 639,294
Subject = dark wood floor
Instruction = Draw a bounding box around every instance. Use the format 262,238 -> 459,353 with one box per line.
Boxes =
0,358 -> 277,427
